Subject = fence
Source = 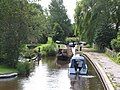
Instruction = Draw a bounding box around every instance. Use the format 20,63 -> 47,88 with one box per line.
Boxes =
105,48 -> 117,58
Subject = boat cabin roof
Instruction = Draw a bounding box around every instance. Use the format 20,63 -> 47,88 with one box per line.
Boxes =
71,54 -> 85,60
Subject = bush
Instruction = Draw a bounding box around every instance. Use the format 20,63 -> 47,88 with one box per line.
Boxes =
16,61 -> 32,76
41,43 -> 57,56
20,46 -> 36,59
37,34 -> 48,44
111,39 -> 120,52
66,37 -> 79,43
117,53 -> 120,63
35,38 -> 57,56
24,49 -> 36,59
111,32 -> 120,52
47,37 -> 53,44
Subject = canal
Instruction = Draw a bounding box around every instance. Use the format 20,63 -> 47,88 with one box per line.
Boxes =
0,56 -> 104,90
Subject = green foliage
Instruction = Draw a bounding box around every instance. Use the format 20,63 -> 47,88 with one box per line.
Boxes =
0,65 -> 17,74
41,43 -> 57,56
0,0 -> 29,67
75,0 -> 120,49
49,0 -> 72,40
35,37 -> 57,56
47,37 -> 53,44
75,1 -> 95,44
52,23 -> 65,42
66,37 -> 79,43
0,0 -> 49,67
37,34 -> 48,44
111,32 -> 120,52
28,3 -> 49,44
23,49 -> 36,59
94,22 -> 117,52
117,53 -> 120,63
111,39 -> 120,52
20,44 -> 36,59
16,61 -> 32,76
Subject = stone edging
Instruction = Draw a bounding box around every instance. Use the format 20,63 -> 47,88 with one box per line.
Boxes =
84,54 -> 114,90
0,73 -> 18,79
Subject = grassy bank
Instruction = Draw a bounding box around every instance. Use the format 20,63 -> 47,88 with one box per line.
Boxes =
0,65 -> 17,74
88,47 -> 120,64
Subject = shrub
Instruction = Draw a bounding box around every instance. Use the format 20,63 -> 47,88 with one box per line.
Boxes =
35,37 -> 57,56
111,32 -> 120,52
66,37 -> 79,43
41,43 -> 57,56
20,46 -> 36,59
16,61 -> 32,76
37,34 -> 48,44
47,37 -> 53,44
24,49 -> 36,59
111,39 -> 120,52
117,53 -> 120,63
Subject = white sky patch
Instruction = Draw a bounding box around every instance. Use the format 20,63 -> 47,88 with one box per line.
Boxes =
63,0 -> 76,23
39,0 -> 77,23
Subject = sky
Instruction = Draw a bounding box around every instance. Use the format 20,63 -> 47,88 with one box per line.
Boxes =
38,0 -> 77,23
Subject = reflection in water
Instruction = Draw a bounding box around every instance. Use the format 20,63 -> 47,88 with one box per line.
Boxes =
23,60 -> 71,90
71,47 -> 75,55
0,57 -> 104,90
69,75 -> 90,90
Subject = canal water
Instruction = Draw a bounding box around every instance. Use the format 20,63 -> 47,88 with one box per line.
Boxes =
0,56 -> 104,90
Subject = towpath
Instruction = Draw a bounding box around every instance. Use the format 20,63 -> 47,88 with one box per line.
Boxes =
82,47 -> 120,90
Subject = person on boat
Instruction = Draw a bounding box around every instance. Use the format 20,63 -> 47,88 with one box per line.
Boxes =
74,59 -> 78,72
72,41 -> 75,47
80,43 -> 83,51
58,49 -> 62,54
58,45 -> 60,49
77,59 -> 83,71
70,59 -> 78,72
77,56 -> 86,72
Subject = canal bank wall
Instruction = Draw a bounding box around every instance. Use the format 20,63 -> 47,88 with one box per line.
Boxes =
84,54 -> 114,90
82,47 -> 120,90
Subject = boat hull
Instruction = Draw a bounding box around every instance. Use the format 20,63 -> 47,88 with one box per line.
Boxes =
0,73 -> 17,79
57,54 -> 70,61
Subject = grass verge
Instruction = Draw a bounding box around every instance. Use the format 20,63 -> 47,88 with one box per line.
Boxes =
0,65 -> 17,74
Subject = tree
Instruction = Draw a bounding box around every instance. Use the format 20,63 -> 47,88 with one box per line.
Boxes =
52,23 -> 64,42
0,0 -> 51,67
28,3 -> 49,44
49,0 -> 72,41
75,0 -> 96,45
75,0 -> 119,49
94,21 -> 117,51
0,0 -> 29,67
93,0 -> 119,51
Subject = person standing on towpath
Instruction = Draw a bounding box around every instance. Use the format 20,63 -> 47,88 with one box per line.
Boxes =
36,47 -> 41,65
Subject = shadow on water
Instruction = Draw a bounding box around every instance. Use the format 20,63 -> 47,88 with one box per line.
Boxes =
0,56 -> 104,90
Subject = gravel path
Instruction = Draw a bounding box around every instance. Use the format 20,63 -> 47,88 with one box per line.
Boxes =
82,48 -> 120,90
